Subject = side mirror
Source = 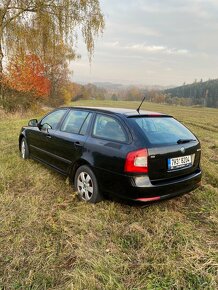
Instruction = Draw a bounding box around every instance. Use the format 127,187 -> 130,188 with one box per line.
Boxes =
28,119 -> 38,127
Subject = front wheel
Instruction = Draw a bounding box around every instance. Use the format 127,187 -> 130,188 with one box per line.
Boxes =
20,138 -> 29,159
74,165 -> 103,203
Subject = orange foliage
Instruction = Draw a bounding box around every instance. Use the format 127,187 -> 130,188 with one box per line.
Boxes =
2,55 -> 50,98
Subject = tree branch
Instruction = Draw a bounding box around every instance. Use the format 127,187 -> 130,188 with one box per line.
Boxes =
3,6 -> 37,28
1,0 -> 12,21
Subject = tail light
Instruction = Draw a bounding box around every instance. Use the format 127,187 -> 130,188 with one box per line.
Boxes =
124,148 -> 148,173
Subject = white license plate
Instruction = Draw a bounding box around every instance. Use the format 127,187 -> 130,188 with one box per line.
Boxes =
168,155 -> 192,170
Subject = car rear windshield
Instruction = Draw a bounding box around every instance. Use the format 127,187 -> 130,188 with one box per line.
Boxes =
132,116 -> 196,145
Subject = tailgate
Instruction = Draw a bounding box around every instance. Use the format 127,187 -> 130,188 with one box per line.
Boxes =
148,142 -> 201,183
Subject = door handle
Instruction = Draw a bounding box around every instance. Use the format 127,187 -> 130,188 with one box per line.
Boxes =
75,141 -> 82,147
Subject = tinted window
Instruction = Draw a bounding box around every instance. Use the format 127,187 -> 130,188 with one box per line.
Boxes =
132,117 -> 196,145
93,114 -> 127,142
61,110 -> 89,134
41,110 -> 67,130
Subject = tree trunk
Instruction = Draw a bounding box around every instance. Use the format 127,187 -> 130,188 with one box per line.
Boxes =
0,28 -> 4,104
0,43 -> 3,74
0,42 -> 4,105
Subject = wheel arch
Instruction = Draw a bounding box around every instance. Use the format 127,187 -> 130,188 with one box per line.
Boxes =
69,158 -> 93,182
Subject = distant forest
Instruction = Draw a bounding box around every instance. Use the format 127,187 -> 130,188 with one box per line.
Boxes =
164,79 -> 218,108
70,79 -> 218,109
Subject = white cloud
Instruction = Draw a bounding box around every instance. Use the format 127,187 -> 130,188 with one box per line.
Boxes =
127,44 -> 166,52
104,41 -> 119,47
109,42 -> 190,56
167,48 -> 189,55
72,0 -> 218,85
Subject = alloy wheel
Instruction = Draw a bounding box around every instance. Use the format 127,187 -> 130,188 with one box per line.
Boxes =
77,171 -> 94,201
21,140 -> 26,159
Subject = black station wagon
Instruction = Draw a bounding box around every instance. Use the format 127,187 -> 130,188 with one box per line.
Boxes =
19,107 -> 202,203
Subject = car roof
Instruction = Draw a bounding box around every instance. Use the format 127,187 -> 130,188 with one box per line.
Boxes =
61,106 -> 170,117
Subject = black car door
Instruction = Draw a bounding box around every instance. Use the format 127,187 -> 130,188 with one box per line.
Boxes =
43,109 -> 93,173
27,109 -> 68,163
85,113 -> 132,193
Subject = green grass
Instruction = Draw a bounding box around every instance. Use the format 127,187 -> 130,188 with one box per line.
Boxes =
0,101 -> 217,289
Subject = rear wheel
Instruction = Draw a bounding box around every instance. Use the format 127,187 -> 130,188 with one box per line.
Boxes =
74,165 -> 103,203
20,138 -> 29,159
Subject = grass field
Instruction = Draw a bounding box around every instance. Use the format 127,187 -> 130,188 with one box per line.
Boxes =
0,100 -> 217,289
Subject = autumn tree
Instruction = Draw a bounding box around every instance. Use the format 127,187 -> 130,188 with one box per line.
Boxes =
111,93 -> 118,101
70,83 -> 106,101
3,54 -> 50,97
125,86 -> 143,101
0,0 -> 104,102
1,54 -> 50,110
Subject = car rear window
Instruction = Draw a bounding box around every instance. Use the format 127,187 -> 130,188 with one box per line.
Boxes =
93,114 -> 127,142
132,117 -> 196,145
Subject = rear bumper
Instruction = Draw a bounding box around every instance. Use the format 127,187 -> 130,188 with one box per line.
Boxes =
134,180 -> 201,202
97,167 -> 202,202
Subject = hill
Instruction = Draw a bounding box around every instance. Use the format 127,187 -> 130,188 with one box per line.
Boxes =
93,82 -> 124,90
165,79 -> 218,108
93,82 -> 172,91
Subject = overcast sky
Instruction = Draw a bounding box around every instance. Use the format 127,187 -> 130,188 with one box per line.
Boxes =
71,0 -> 218,86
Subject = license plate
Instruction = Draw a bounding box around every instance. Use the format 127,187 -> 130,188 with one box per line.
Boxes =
168,155 -> 192,170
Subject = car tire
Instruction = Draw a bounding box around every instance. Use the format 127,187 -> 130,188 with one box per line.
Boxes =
20,137 -> 29,159
74,165 -> 103,203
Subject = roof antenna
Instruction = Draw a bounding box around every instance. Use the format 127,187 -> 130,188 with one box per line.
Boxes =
136,96 -> 146,114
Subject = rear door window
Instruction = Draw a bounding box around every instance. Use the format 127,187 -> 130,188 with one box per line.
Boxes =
132,117 -> 196,145
93,114 -> 127,142
61,110 -> 89,134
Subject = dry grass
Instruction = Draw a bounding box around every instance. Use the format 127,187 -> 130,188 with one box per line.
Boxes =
0,101 -> 217,289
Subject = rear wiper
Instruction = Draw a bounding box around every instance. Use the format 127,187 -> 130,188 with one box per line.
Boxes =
177,139 -> 196,144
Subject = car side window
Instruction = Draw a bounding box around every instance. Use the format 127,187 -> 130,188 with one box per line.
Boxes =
61,110 -> 89,134
93,114 -> 127,142
40,109 -> 67,130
